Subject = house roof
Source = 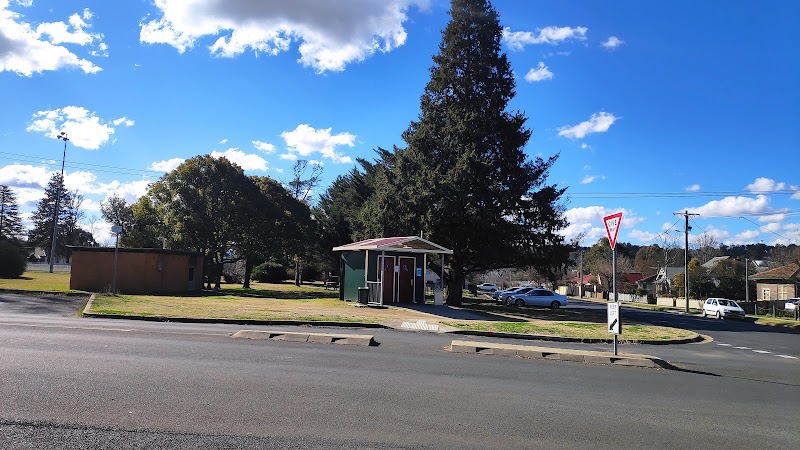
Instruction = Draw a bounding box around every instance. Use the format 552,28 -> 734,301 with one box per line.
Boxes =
701,256 -> 730,270
332,236 -> 453,255
749,263 -> 800,281
67,246 -> 201,256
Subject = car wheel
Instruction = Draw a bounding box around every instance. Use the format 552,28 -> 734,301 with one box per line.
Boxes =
550,301 -> 560,310
514,298 -> 524,307
505,298 -> 512,306
701,310 -> 706,318
716,311 -> 722,320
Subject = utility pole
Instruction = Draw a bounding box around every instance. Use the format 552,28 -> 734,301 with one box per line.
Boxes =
673,210 -> 698,313
49,132 -> 69,273
578,249 -> 584,298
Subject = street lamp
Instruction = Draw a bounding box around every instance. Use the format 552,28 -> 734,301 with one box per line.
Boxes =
49,132 -> 69,273
111,225 -> 123,294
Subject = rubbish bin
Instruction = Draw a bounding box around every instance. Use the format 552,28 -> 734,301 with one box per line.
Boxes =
434,289 -> 444,305
357,287 -> 370,305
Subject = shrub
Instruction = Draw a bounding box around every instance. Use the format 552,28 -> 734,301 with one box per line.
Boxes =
253,262 -> 288,283
0,240 -> 27,278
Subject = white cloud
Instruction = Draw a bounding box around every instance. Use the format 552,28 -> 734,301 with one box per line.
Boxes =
628,229 -> 661,243
139,0 -> 421,73
685,184 -> 701,192
502,26 -> 587,50
601,36 -> 624,49
524,61 -> 553,82
686,195 -> 770,217
561,206 -> 643,245
280,124 -> 354,163
745,177 -> 786,193
210,148 -> 268,171
661,222 -> 673,231
150,157 -> 185,172
0,2 -> 103,75
27,106 -> 133,150
252,140 -> 275,153
111,117 -> 135,127
580,143 -> 589,150
734,230 -> 760,242
0,163 -> 52,189
219,138 -> 228,144
581,174 -> 604,184
793,191 -> 800,200
697,225 -> 730,242
558,112 -> 618,139
280,153 -> 298,161
757,213 -> 786,223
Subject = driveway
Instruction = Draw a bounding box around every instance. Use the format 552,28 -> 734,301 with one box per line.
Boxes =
0,292 -> 87,318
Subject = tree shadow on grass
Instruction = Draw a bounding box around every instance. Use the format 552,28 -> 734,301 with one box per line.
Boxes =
202,285 -> 339,300
459,297 -> 615,324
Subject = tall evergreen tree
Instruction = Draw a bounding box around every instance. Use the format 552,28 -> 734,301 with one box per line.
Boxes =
0,185 -> 24,240
27,174 -> 72,263
374,0 -> 568,305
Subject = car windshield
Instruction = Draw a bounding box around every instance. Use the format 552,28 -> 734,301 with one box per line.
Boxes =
718,300 -> 732,306
729,301 -> 740,308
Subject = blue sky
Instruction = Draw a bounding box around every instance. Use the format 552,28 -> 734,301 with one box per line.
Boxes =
1,0 -> 798,248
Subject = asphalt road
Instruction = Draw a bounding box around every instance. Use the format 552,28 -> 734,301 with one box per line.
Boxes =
1,293 -> 798,449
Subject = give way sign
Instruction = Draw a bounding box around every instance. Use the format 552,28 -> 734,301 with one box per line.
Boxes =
603,212 -> 623,250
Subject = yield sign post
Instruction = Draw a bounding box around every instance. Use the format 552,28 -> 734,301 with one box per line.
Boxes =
603,212 -> 623,355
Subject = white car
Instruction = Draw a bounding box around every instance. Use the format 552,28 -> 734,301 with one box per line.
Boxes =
476,283 -> 498,292
507,289 -> 568,309
702,298 -> 745,320
785,298 -> 799,311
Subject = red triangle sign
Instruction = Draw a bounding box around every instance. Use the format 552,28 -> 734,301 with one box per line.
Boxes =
603,212 -> 623,250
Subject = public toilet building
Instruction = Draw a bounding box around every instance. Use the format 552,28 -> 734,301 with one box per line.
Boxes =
69,246 -> 203,294
332,236 -> 453,304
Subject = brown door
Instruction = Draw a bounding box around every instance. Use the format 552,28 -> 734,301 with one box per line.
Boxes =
381,256 -> 395,304
398,257 -> 415,303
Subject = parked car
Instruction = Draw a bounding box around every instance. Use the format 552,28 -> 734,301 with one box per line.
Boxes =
785,298 -> 799,311
507,289 -> 568,309
477,283 -> 498,293
493,285 -> 532,304
702,298 -> 745,319
499,286 -> 537,304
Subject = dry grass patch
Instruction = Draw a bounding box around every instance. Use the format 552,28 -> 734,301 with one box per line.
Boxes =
89,293 -> 438,324
0,271 -> 75,292
440,320 -> 698,341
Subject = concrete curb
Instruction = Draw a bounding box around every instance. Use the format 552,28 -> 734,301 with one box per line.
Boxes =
81,294 -> 388,329
449,329 -> 705,345
231,329 -> 378,346
0,288 -> 89,298
450,340 -> 671,369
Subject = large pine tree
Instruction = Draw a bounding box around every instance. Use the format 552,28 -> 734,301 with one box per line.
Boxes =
384,0 -> 568,305
27,174 -> 72,263
0,185 -> 24,240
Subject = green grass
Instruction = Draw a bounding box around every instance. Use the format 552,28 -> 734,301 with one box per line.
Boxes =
440,320 -> 698,341
751,316 -> 800,330
0,271 -> 77,292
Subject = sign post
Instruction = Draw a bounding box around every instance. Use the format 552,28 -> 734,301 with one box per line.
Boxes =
603,212 -> 623,355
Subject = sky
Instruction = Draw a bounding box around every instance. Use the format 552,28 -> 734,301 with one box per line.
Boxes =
1,0 -> 798,249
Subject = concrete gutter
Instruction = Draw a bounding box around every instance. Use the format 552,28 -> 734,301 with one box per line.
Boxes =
231,329 -> 378,347
451,339 -> 671,369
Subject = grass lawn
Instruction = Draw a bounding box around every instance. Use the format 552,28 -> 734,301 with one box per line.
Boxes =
0,271 -> 76,292
751,316 -> 800,330
440,320 -> 698,341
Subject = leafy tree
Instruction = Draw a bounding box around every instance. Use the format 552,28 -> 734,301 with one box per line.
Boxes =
673,257 -> 713,298
0,185 -> 24,241
288,160 -> 323,203
101,194 -> 136,245
585,238 -> 634,291
633,244 -> 662,277
128,196 -> 167,248
365,0 -> 568,305
692,232 -> 722,264
148,155 -> 260,289
27,174 -> 71,263
61,192 -> 96,259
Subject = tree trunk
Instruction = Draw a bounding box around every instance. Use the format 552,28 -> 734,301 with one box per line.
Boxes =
446,267 -> 464,307
242,254 -> 254,289
214,259 -> 222,290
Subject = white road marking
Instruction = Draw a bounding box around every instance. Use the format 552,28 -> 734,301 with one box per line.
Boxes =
0,322 -> 133,332
775,355 -> 797,359
752,350 -> 771,354
400,320 -> 439,331
733,346 -> 751,350
716,343 -> 732,346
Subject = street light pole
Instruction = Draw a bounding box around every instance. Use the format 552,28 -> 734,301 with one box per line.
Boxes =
49,132 -> 69,273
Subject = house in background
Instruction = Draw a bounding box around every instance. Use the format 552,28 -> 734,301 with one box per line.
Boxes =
69,246 -> 204,294
749,263 -> 799,301
332,236 -> 453,304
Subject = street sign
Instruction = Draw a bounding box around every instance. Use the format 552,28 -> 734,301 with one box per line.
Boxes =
608,302 -> 621,335
603,212 -> 623,250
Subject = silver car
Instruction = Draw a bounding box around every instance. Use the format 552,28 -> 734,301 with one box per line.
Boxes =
508,289 -> 568,309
